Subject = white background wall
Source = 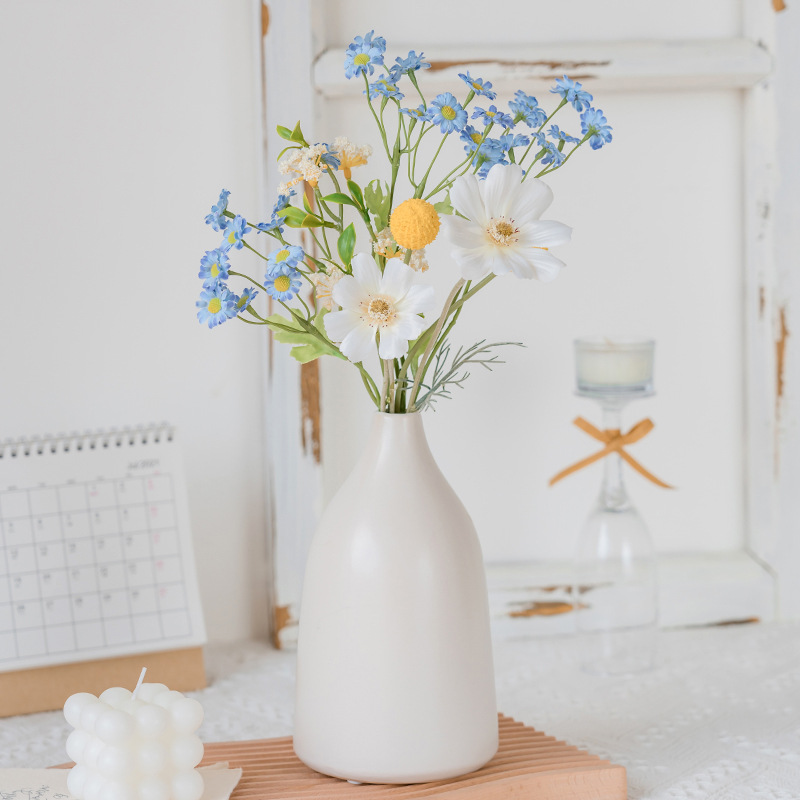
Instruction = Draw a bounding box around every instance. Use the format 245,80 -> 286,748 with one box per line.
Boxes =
0,1 -> 268,643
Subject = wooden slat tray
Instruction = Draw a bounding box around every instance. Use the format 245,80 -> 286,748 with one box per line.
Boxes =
199,714 -> 626,799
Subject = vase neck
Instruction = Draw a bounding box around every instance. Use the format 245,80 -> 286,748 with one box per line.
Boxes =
359,412 -> 437,476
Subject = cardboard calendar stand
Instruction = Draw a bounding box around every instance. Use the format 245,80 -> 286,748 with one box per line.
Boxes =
0,646 -> 206,718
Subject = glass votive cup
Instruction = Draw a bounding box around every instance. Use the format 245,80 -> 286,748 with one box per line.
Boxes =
574,336 -> 655,394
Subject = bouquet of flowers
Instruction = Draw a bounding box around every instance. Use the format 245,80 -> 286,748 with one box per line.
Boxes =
196,31 -> 611,413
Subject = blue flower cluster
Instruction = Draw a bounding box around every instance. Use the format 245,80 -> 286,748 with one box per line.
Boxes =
197,189 -> 309,327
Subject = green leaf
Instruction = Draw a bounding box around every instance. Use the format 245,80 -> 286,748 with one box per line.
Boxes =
264,311 -> 345,363
337,223 -> 356,266
276,125 -> 294,141
277,144 -> 301,161
302,191 -> 315,216
347,180 -> 365,209
281,206 -> 306,227
290,121 -> 309,146
322,192 -> 358,208
434,193 -> 454,216
364,180 -> 391,230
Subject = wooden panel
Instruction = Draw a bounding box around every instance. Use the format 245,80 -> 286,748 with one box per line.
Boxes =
314,39 -> 772,97
0,646 -> 205,718
198,715 -> 626,799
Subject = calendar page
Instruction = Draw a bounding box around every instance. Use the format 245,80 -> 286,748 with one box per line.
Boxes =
0,427 -> 206,672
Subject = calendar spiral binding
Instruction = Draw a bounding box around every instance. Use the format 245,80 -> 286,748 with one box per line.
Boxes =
0,423 -> 175,459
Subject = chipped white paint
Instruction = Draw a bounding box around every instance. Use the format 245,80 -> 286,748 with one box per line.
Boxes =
259,0 -> 324,648
314,39 -> 772,98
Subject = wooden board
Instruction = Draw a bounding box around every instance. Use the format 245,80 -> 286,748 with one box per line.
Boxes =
199,715 -> 626,799
0,646 -> 205,717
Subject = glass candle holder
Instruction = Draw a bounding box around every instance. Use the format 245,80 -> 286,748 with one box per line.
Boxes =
572,337 -> 658,675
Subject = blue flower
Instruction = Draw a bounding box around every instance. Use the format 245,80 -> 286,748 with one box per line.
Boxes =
477,150 -> 509,179
264,264 -> 303,302
540,142 -> 566,167
198,248 -> 231,288
428,93 -> 468,133
221,215 -> 251,250
580,107 -> 613,150
551,75 -> 594,112
390,50 -> 430,78
400,104 -> 428,120
196,285 -> 237,328
266,245 -> 305,274
344,31 -> 385,79
204,189 -> 231,232
234,287 -> 259,313
458,72 -> 496,100
496,133 -> 531,152
255,190 -> 295,234
471,105 -> 515,129
459,125 -> 488,154
366,74 -> 404,101
351,31 -> 386,52
509,91 -> 547,128
548,125 -> 580,145
318,146 -> 341,170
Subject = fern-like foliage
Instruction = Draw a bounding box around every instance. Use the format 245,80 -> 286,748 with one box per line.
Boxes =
413,339 -> 524,411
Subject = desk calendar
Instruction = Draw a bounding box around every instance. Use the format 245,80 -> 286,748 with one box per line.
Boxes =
0,426 -> 206,681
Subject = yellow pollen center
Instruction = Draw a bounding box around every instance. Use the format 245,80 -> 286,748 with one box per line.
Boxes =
207,298 -> 222,314
354,53 -> 370,66
275,249 -> 289,262
273,275 -> 291,292
487,217 -> 519,246
486,110 -> 495,117
471,132 -> 482,144
227,231 -> 237,243
441,105 -> 456,121
210,263 -> 220,278
472,82 -> 482,90
366,296 -> 394,324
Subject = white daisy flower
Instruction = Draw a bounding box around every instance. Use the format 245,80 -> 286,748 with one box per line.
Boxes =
324,253 -> 436,362
441,163 -> 572,281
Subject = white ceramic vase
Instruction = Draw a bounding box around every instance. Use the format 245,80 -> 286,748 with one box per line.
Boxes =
293,411 -> 498,784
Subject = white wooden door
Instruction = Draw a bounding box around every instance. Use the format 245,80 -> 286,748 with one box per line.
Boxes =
259,0 -> 799,644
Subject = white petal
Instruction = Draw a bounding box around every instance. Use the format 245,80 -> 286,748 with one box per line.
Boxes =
351,252 -> 381,294
380,258 -> 413,299
512,178 -> 554,223
340,321 -> 377,362
390,312 -> 427,341
332,275 -> 365,311
450,174 -> 487,225
451,246 -> 491,280
480,164 -> 524,219
441,215 -> 488,250
518,220 -> 572,248
503,249 -> 538,279
395,284 -> 436,317
324,309 -> 360,343
527,249 -> 566,282
488,248 -> 515,276
378,327 -> 409,359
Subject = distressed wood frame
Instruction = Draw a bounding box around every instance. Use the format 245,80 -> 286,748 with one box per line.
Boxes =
258,2 -> 799,642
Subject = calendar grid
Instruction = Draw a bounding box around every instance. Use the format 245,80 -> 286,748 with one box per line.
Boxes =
0,428 -> 206,673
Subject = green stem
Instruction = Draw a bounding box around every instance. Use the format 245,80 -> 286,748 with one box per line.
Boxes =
230,270 -> 265,292
415,135 -> 449,198
408,279 -> 465,409
357,364 -> 380,407
364,73 -> 391,158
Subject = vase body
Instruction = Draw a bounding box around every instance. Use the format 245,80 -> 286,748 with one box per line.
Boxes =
293,412 -> 498,784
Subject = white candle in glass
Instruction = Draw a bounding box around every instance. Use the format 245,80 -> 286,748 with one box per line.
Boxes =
575,337 -> 654,392
63,677 -> 205,800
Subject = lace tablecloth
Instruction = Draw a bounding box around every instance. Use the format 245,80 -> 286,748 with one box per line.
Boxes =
3,622 -> 799,799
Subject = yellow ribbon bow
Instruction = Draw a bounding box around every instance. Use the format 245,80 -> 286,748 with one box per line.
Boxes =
549,417 -> 674,489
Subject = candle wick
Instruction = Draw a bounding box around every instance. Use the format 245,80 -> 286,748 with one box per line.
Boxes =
132,667 -> 147,699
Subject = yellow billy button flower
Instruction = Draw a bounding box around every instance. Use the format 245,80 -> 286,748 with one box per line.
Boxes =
389,198 -> 440,251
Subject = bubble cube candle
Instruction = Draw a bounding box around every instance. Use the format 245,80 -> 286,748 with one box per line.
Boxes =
63,682 -> 205,800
